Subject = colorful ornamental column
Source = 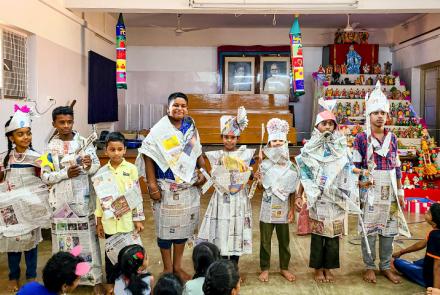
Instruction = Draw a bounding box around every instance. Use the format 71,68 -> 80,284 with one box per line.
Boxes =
289,14 -> 305,97
116,13 -> 127,89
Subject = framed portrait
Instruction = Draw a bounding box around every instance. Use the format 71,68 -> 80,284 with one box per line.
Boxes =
259,56 -> 290,94
224,57 -> 255,94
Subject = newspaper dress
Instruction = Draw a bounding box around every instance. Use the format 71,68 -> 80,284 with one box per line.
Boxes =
0,149 -> 51,252
42,131 -> 103,285
259,144 -> 297,224
353,132 -> 410,238
295,130 -> 360,238
198,146 -> 255,256
136,116 -> 203,240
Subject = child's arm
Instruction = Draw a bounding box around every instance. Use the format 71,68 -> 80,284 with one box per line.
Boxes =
83,146 -> 100,175
295,183 -> 304,212
96,217 -> 104,239
195,155 -> 207,187
143,155 -> 161,201
288,191 -> 295,223
434,259 -> 440,288
41,165 -> 79,184
131,168 -> 145,233
392,239 -> 427,258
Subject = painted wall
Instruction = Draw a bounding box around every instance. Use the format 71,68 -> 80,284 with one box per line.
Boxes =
0,0 -> 116,152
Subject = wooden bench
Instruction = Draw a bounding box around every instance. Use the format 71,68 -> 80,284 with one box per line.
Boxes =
187,94 -> 296,144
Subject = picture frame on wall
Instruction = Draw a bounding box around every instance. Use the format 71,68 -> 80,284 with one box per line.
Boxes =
260,56 -> 290,94
224,56 -> 255,94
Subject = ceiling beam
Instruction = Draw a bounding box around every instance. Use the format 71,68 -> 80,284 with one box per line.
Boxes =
64,0 -> 440,14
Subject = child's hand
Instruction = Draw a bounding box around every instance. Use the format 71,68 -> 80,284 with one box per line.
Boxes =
96,222 -> 105,239
148,184 -> 162,201
288,209 -> 295,223
194,172 -> 206,187
254,170 -> 262,182
134,221 -> 144,233
82,155 -> 92,170
392,250 -> 402,258
67,165 -> 81,178
295,197 -> 303,212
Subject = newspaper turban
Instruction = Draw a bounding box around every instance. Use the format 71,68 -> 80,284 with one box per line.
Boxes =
267,118 -> 289,142
315,97 -> 337,127
220,106 -> 249,136
5,104 -> 32,133
365,81 -> 389,115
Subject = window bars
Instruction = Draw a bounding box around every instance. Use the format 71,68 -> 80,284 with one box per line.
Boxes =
2,30 -> 27,99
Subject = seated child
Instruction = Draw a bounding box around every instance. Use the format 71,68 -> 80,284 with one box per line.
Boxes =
153,273 -> 183,295
202,259 -> 241,295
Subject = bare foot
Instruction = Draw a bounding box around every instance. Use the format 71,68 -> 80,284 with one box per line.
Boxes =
324,269 -> 335,283
280,269 -> 296,282
240,272 -> 247,284
427,287 -> 440,295
174,268 -> 192,282
363,269 -> 377,283
7,280 -> 19,293
258,270 -> 269,282
94,283 -> 105,295
381,269 -> 401,284
314,269 -> 325,283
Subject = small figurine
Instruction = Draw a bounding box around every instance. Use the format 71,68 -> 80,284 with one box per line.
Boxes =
360,74 -> 365,85
333,88 -> 340,98
341,88 -> 347,98
361,89 -> 366,99
362,63 -> 370,74
325,87 -> 333,98
367,77 -> 374,85
334,64 -> 341,73
404,102 -> 410,117
355,77 -> 362,85
349,88 -> 355,99
373,63 -> 381,74
345,102 -> 352,116
355,88 -> 361,99
346,44 -> 362,74
325,64 -> 334,75
318,65 -> 325,74
337,102 -> 344,117
353,101 -> 361,116
412,176 -> 420,188
395,76 -> 401,87
341,63 -> 347,74
384,61 -> 392,75
422,182 -> 428,190
403,176 -> 413,189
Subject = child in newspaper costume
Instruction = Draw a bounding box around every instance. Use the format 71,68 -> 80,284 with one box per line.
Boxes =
353,81 -> 409,285
0,105 -> 51,292
41,106 -> 103,287
295,99 -> 360,283
137,92 -> 206,281
198,107 -> 255,265
256,118 -> 298,283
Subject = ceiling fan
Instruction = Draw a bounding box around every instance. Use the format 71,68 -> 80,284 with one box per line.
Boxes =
144,14 -> 208,35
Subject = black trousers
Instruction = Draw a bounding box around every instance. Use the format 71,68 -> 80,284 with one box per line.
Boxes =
309,233 -> 340,269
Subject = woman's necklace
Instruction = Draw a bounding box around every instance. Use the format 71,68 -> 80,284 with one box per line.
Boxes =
12,148 -> 27,163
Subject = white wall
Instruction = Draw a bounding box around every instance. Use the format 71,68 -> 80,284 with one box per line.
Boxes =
0,0 -> 116,151
392,28 -> 440,116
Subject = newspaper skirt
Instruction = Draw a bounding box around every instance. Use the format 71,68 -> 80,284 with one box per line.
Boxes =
259,191 -> 290,224
359,170 -> 399,237
198,188 -> 252,256
309,200 -> 346,238
51,215 -> 103,285
0,228 -> 42,252
153,181 -> 200,240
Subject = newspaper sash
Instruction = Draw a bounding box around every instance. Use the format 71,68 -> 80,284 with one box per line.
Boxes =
136,116 -> 202,184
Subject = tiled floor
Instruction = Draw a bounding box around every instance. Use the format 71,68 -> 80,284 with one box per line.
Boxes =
0,193 -> 429,295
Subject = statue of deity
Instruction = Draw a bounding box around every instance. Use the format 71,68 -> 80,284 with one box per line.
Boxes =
346,44 -> 362,74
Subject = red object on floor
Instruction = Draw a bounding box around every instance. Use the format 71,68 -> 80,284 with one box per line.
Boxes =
404,198 -> 434,214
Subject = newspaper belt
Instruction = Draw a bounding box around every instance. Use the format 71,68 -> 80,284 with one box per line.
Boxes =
153,180 -> 200,240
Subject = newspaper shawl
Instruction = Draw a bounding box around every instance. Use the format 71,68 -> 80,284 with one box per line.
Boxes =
353,131 -> 410,238
0,149 -> 51,252
259,144 -> 298,224
43,131 -> 100,217
295,130 -> 360,238
44,131 -> 103,285
136,116 -> 202,184
198,146 -> 255,256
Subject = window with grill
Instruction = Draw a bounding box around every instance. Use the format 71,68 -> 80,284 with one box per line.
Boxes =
1,29 -> 27,99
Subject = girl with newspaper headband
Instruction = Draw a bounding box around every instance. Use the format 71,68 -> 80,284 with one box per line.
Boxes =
137,92 -> 207,281
0,105 -> 51,292
198,106 -> 255,269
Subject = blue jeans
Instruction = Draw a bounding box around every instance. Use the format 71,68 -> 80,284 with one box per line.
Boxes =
394,258 -> 426,287
361,234 -> 394,270
7,246 -> 38,280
